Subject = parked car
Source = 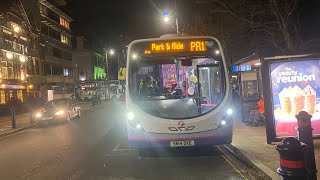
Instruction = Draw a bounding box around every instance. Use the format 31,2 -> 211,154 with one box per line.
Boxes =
34,98 -> 81,124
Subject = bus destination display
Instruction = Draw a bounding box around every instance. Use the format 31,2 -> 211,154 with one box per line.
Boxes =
144,40 -> 209,54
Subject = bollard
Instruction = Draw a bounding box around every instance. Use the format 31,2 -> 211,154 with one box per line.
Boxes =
296,111 -> 318,179
11,107 -> 16,128
276,137 -> 308,180
29,110 -> 34,124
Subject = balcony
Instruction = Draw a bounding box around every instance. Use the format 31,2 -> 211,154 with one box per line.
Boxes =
44,55 -> 72,67
0,37 -> 27,55
41,34 -> 72,49
27,75 -> 46,84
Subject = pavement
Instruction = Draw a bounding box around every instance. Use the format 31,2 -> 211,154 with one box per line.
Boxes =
230,119 -> 320,180
0,102 -> 254,180
0,101 -> 109,138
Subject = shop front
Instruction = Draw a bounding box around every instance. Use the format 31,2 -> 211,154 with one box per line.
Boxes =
0,79 -> 28,113
231,55 -> 263,122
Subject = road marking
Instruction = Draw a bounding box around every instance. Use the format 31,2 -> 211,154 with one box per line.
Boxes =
112,143 -> 134,152
113,144 -> 120,151
115,148 -> 133,152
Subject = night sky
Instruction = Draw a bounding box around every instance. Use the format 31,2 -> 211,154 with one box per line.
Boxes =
68,0 -> 192,45
66,0 -> 320,53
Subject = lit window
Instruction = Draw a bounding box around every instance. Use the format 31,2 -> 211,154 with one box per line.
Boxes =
59,17 -> 70,29
20,36 -> 28,41
61,34 -> 70,44
40,4 -> 47,16
2,29 -> 12,35
0,90 -> 5,104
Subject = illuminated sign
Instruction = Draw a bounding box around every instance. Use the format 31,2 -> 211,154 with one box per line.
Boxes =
270,60 -> 320,138
232,65 -> 252,72
144,40 -> 208,54
0,84 -> 26,89
190,41 -> 207,52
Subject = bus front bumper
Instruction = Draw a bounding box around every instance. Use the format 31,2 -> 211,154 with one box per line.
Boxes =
127,123 -> 233,148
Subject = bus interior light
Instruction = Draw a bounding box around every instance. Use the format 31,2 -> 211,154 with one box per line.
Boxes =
226,108 -> 233,115
215,50 -> 220,55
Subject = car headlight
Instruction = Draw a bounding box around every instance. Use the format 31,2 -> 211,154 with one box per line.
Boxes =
127,112 -> 134,120
227,108 -> 233,115
55,110 -> 65,116
35,112 -> 41,118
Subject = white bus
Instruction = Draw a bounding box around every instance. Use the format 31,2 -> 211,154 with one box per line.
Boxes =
126,36 -> 233,148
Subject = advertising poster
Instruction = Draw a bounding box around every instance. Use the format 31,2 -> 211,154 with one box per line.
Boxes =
270,60 -> 320,137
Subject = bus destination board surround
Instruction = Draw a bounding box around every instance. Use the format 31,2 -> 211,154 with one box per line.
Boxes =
144,40 -> 210,54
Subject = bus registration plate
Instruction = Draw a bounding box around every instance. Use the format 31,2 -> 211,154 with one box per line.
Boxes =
170,140 -> 195,147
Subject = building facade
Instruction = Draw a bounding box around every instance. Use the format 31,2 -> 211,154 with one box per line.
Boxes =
0,0 -> 74,111
73,36 -> 107,83
39,0 -> 74,99
0,0 -> 36,108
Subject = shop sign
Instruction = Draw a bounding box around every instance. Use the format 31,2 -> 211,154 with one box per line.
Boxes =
232,64 -> 252,72
270,60 -> 320,137
118,68 -> 126,80
0,84 -> 26,89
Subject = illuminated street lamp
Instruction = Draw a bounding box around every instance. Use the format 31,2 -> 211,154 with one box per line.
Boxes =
109,49 -> 115,55
163,12 -> 170,22
163,11 -> 179,34
132,53 -> 138,60
6,52 -> 13,59
19,55 -> 26,62
13,26 -> 21,33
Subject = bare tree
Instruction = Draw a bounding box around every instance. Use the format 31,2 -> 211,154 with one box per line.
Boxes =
186,0 -> 302,53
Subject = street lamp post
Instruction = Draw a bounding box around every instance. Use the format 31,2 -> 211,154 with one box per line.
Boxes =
105,49 -> 114,100
175,16 -> 179,35
163,11 -> 179,34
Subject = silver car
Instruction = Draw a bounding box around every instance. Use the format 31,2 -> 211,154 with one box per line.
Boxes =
34,98 -> 81,124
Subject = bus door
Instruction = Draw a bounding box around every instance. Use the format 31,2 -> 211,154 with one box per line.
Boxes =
197,64 -> 221,114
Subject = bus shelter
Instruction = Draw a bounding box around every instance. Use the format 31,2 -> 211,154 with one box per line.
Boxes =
230,54 -> 263,123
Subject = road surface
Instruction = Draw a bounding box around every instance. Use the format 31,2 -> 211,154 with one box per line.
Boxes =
0,103 -> 249,180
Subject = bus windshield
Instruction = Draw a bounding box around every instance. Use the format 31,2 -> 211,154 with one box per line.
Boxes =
129,57 -> 226,119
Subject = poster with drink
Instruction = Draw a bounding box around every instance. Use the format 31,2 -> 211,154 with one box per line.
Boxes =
270,60 -> 320,137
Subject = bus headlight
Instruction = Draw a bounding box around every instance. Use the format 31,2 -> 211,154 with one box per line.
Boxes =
128,112 -> 135,120
220,120 -> 227,126
136,123 -> 142,129
226,108 -> 233,115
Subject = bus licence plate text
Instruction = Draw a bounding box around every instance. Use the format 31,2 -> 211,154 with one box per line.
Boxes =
170,140 -> 195,147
